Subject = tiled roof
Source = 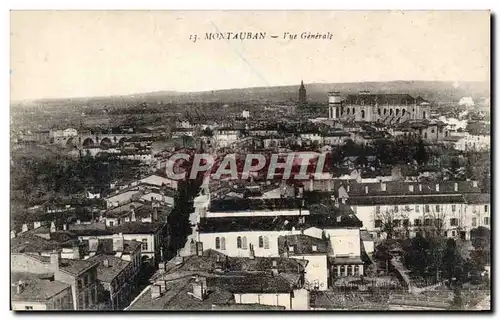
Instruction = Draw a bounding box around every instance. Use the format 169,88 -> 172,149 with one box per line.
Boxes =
10,232 -> 78,254
211,303 -> 285,310
81,239 -> 141,255
208,273 -> 294,293
348,195 -> 466,206
87,254 -> 131,283
344,94 -> 417,106
155,250 -> 306,278
198,203 -> 361,233
463,193 -> 490,204
11,273 -> 71,302
278,234 -> 330,255
70,222 -> 165,237
22,253 -> 98,276
128,277 -> 234,310
209,197 -> 304,212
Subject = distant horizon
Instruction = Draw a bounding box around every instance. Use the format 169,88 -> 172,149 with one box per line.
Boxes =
10,79 -> 490,104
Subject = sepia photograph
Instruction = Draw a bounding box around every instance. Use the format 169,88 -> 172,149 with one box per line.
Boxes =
9,10 -> 491,311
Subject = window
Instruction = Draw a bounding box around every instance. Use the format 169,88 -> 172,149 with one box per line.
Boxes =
289,246 -> 295,253
403,219 -> 410,227
263,236 -> 269,249
452,205 -> 456,212
393,219 -> 401,228
237,236 -> 242,249
340,265 -> 345,275
375,206 -> 380,214
425,205 -> 430,213
414,219 -> 421,226
77,279 -> 83,290
215,237 -> 221,249
484,217 -> 489,225
78,294 -> 84,309
451,231 -> 456,237
25,306 -> 33,310
258,236 -> 264,248
361,110 -> 365,119
409,185 -> 414,192
381,183 -> 387,191
450,218 -> 458,226
347,265 -> 353,276
109,221 -> 114,227
424,219 -> 431,226
435,205 -> 440,212
242,236 -> 248,249
431,129 -> 435,133
485,205 -> 489,213
415,205 -> 420,213
375,219 -> 382,228
472,217 -> 477,227
141,239 -> 148,251
393,206 -> 398,213
378,108 -> 381,116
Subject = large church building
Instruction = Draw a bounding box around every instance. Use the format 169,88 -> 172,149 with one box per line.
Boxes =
327,91 -> 431,123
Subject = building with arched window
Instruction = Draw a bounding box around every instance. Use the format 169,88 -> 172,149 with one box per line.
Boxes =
330,91 -> 430,123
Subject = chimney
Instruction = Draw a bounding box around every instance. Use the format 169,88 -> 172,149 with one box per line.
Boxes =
151,284 -> 162,299
73,244 -> 81,260
50,221 -> 57,233
189,239 -> 197,256
271,260 -> 279,276
21,224 -> 28,233
130,206 -> 136,222
10,230 -> 16,239
89,237 -> 99,252
113,233 -> 124,252
16,280 -> 25,294
103,258 -> 110,268
191,276 -> 207,301
159,262 -> 166,271
50,250 -> 61,272
33,221 -> 42,229
196,242 -> 204,257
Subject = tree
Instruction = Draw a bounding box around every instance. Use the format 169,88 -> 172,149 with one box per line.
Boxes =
375,206 -> 412,240
442,238 -> 464,282
415,139 -> 428,168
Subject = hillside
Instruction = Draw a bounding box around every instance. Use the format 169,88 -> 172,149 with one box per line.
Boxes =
13,80 -> 489,107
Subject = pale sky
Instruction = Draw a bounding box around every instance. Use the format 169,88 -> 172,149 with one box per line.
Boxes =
10,10 -> 490,101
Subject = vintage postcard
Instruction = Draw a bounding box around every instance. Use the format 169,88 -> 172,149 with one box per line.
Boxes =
10,10 -> 490,311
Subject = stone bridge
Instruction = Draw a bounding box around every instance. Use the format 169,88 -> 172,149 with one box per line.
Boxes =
52,133 -> 152,148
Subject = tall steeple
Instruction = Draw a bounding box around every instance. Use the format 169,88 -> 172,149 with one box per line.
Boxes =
298,80 -> 307,105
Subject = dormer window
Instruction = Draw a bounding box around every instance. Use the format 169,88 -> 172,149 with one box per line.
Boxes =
288,246 -> 295,253
381,183 -> 387,191
336,216 -> 342,222
473,181 -> 478,188
272,260 -> 277,267
312,245 -> 318,252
